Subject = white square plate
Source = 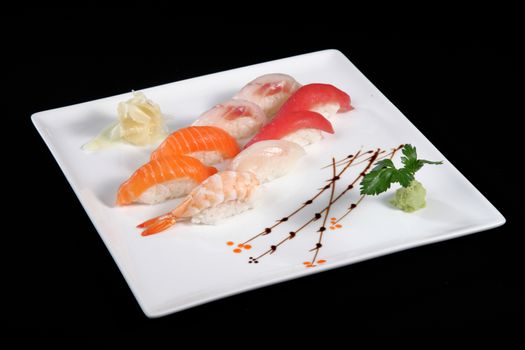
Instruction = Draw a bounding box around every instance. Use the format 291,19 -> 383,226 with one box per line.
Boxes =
32,49 -> 505,317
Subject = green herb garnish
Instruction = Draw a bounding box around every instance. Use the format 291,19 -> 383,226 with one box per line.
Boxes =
360,144 -> 442,196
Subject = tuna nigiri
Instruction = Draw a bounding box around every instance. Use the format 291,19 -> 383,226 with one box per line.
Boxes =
151,126 -> 240,165
229,140 -> 305,183
117,155 -> 217,205
233,73 -> 301,118
278,83 -> 352,119
138,171 -> 260,235
244,110 -> 334,148
192,99 -> 267,141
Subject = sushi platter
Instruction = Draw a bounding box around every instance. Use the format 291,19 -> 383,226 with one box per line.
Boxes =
32,50 -> 505,317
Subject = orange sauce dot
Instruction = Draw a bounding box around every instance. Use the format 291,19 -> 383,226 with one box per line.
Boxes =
244,244 -> 252,250
330,226 -> 336,230
238,243 -> 244,248
233,248 -> 242,253
318,259 -> 327,264
226,241 -> 234,246
303,261 -> 311,265
336,224 -> 342,228
331,217 -> 337,221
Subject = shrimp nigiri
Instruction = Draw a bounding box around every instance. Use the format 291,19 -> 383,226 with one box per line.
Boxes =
150,126 -> 240,165
192,99 -> 267,141
278,83 -> 352,119
138,171 -> 260,236
117,156 -> 217,205
229,140 -> 305,182
233,73 -> 301,118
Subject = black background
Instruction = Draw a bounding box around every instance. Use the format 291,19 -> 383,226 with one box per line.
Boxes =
6,11 -> 523,341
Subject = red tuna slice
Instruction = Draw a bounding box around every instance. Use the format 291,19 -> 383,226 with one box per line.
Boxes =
244,110 -> 334,149
278,83 -> 352,116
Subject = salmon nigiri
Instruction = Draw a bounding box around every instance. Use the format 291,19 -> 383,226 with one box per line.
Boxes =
244,110 -> 334,149
138,171 -> 260,236
278,83 -> 352,119
151,126 -> 240,165
117,155 -> 217,205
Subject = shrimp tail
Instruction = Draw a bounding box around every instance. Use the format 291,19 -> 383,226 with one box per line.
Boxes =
137,197 -> 191,236
138,213 -> 177,236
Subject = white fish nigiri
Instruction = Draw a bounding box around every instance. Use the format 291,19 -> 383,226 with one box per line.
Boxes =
233,73 -> 301,118
192,99 -> 267,141
229,140 -> 305,183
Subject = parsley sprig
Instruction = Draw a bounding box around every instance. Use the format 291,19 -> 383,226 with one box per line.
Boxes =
360,144 -> 442,195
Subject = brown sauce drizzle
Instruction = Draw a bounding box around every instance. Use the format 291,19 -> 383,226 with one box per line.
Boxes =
230,145 -> 405,267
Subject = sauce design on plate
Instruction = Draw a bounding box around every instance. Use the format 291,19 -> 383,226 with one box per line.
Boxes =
227,145 -> 404,267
